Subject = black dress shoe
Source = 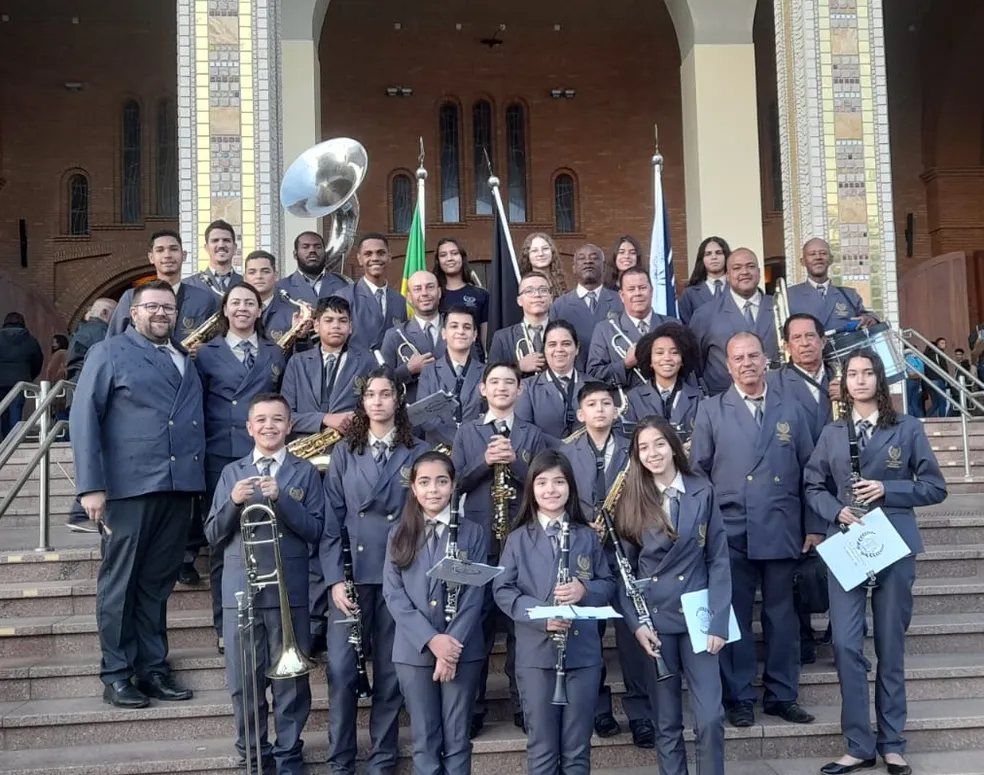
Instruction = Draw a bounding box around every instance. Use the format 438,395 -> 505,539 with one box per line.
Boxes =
594,712 -> 621,737
138,673 -> 193,701
103,679 -> 150,708
177,562 -> 201,585
725,702 -> 755,727
309,633 -> 327,658
885,762 -> 912,775
819,758 -> 876,774
513,712 -> 527,733
764,701 -> 815,724
800,646 -> 817,665
469,712 -> 485,739
629,718 -> 655,749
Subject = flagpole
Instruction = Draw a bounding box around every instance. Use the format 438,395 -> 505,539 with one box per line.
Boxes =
416,137 -> 427,244
484,149 -> 521,282
650,123 -> 676,317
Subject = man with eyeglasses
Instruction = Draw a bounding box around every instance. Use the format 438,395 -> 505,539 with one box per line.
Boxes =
106,230 -> 220,341
70,279 -> 205,710
488,271 -> 553,377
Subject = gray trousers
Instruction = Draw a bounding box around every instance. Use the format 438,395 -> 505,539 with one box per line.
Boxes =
223,606 -> 312,775
517,664 -> 602,775
97,492 -> 192,684
650,632 -> 725,775
830,555 -> 916,759
596,616 -> 654,721
326,583 -> 401,775
396,660 -> 483,775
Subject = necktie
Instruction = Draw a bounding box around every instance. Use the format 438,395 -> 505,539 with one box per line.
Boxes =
545,521 -> 560,556
638,319 -> 649,336
743,300 -> 755,326
747,396 -> 764,427
425,519 -> 441,562
558,375 -> 570,391
665,486 -> 680,530
496,420 -> 510,439
240,340 -> 255,370
592,439 -> 607,508
373,440 -> 388,467
817,284 -> 827,298
857,419 -> 872,451
585,291 -> 597,312
454,363 -> 463,378
530,325 -> 543,352
713,279 -> 723,296
218,274 -> 230,292
256,456 -> 273,477
374,288 -> 385,313
322,353 -> 338,404
157,346 -> 181,379
660,388 -> 672,405
423,322 -> 436,345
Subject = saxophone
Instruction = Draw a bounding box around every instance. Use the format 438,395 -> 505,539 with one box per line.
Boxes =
592,462 -> 630,538
181,313 -> 223,350
287,428 -> 341,472
275,290 -> 315,352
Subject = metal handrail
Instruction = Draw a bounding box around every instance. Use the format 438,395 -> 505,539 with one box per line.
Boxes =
893,333 -> 984,418
901,328 -> 984,393
0,380 -> 74,472
0,380 -> 38,418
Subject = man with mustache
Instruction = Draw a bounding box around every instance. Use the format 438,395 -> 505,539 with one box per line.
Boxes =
690,331 -> 823,729
276,231 -> 353,308
185,219 -> 243,295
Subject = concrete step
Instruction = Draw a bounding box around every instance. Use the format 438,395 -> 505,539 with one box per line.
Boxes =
2,443 -> 74,466
0,698 -> 982,763
0,578 -> 212,617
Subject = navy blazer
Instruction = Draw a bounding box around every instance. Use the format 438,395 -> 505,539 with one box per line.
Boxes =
786,281 -> 877,333
380,319 -> 448,403
625,380 -> 702,436
184,268 -> 244,295
195,336 -> 286,465
415,356 -> 485,447
689,291 -> 780,395
335,281 -> 409,351
107,283 -> 220,340
280,345 -> 376,433
451,418 -> 550,549
559,432 -> 630,517
515,371 -> 588,446
804,415 -> 947,555
616,474 -> 732,639
383,518 -> 488,666
275,270 -> 352,309
689,385 -> 823,560
549,288 -> 625,371
70,327 -> 206,499
319,439 -> 431,587
493,521 -> 615,669
205,453 -> 325,609
488,322 -> 544,377
261,295 -> 299,347
586,312 -> 674,389
767,366 -> 832,444
678,283 -> 718,325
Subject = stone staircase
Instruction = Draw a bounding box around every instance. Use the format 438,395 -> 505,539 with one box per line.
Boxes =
0,418 -> 983,774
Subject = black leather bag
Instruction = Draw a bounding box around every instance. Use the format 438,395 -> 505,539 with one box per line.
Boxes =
793,549 -> 829,615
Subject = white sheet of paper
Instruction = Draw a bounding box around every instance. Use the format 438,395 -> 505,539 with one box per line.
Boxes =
815,508 -> 911,591
526,605 -> 623,621
680,589 -> 741,654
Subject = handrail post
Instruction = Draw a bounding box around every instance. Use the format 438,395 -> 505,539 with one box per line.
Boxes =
960,387 -> 971,479
36,380 -> 52,552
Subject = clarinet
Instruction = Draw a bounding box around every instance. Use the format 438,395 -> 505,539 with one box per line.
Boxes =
551,513 -> 571,706
339,524 -> 372,698
844,415 -> 879,589
598,507 -> 673,682
443,488 -> 462,624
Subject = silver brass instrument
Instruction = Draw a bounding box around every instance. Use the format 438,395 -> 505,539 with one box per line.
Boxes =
606,312 -> 647,384
772,277 -> 791,369
281,137 -> 368,275
396,329 -> 422,364
551,512 -> 571,706
515,327 -> 537,363
443,488 -> 463,623
275,289 -> 315,352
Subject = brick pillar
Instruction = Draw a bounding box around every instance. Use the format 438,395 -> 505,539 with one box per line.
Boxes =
773,0 -> 899,325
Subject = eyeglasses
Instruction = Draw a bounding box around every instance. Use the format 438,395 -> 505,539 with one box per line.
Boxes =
519,288 -> 552,298
134,302 -> 178,315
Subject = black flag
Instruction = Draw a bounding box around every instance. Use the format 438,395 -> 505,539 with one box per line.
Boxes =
487,206 -> 522,352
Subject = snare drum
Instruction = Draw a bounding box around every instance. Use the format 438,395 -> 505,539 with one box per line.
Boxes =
824,323 -> 906,384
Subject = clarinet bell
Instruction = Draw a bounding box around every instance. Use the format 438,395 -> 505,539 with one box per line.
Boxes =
551,670 -> 569,705
653,652 -> 674,683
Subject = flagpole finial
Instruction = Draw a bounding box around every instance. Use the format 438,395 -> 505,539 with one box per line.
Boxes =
483,147 -> 499,189
416,137 -> 427,180
652,123 -> 663,168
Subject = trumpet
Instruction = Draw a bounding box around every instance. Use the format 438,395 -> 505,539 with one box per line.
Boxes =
516,330 -> 537,362
551,512 -> 571,706
395,329 -> 421,364
772,277 -> 790,369
606,313 -> 647,384
287,427 -> 342,472
181,313 -> 223,350
275,289 -> 315,352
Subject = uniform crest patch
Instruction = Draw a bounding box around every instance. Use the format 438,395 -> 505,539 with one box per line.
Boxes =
270,330 -> 284,342
399,465 -> 411,487
886,446 -> 902,469
775,422 -> 792,442
698,523 -> 707,548
521,449 -> 531,463
834,302 -> 849,318
576,554 -> 591,580
289,487 -> 304,501
271,365 -> 281,379
392,317 -> 402,327
182,317 -> 196,333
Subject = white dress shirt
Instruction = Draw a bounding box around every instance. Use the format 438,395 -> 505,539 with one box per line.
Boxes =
225,332 -> 259,364
155,340 -> 186,377
483,412 -> 514,433
252,446 -> 287,477
735,383 -> 768,419
731,289 -> 762,322
363,277 -> 388,316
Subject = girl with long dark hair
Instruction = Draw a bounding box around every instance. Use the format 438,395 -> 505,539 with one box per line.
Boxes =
805,349 -> 946,775
492,450 -> 615,775
602,234 -> 649,289
433,237 -> 490,349
678,236 -> 731,324
614,416 -> 730,775
383,451 -> 487,775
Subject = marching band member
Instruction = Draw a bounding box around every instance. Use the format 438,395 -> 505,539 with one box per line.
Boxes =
381,270 -> 445,403
195,282 -> 286,649
549,244 -> 624,373
276,230 -> 351,306
107,230 -> 219,339
561,382 -> 656,748
280,296 -> 375,436
515,320 -> 587,446
416,306 -> 485,448
451,361 -> 550,736
336,233 -> 409,351
488,271 -> 552,377
184,219 -> 243,294
677,236 -> 730,325
689,331 -> 822,728
688,248 -> 780,395
625,322 -> 702,435
805,349 -> 946,775
586,265 -> 673,389
616,416 -> 731,775
602,234 -> 648,289
71,279 -> 203,708
519,232 -> 569,299
243,250 -> 303,349
434,237 -> 490,349
319,367 -> 430,775
382,452 -> 488,775
786,238 -> 879,332
493,449 -> 615,775
771,313 -> 836,443
205,393 -> 324,775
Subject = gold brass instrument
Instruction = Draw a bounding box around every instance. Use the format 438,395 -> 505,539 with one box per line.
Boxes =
830,360 -> 844,421
181,313 -> 223,350
395,329 -> 422,364
592,461 -> 631,536
562,386 -> 628,444
275,289 -> 315,352
606,313 -> 647,384
287,428 -> 342,472
281,137 -> 368,275
772,277 -> 791,369
433,443 -> 452,456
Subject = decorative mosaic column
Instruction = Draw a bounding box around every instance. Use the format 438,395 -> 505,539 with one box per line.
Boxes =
774,0 -> 898,325
176,0 -> 282,276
